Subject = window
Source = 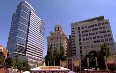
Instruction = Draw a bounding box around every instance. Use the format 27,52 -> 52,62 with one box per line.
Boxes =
105,39 -> 108,41
72,28 -> 74,29
95,28 -> 98,30
94,41 -> 96,43
90,37 -> 92,39
102,22 -> 104,25
79,38 -> 81,41
58,27 -> 59,31
79,42 -> 82,45
80,46 -> 82,49
72,35 -> 75,37
86,34 -> 88,36
101,39 -> 104,42
94,24 -> 97,26
107,30 -> 110,32
108,34 -> 111,36
97,36 -> 100,38
72,30 -> 74,32
80,50 -> 82,54
93,37 -> 96,39
98,23 -> 101,26
91,45 -> 93,48
105,22 -> 108,24
78,27 -> 80,30
109,38 -> 112,41
104,34 -> 107,37
81,27 -> 84,29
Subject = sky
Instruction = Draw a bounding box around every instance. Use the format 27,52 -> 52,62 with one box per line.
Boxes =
0,0 -> 116,57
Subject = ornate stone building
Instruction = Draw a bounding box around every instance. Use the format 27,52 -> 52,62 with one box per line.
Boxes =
47,24 -> 68,55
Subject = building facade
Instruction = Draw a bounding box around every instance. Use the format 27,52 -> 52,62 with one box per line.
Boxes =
47,24 -> 68,55
7,1 -> 45,68
68,16 -> 115,59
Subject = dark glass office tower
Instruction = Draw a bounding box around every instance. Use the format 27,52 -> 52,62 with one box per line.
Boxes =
7,1 -> 45,67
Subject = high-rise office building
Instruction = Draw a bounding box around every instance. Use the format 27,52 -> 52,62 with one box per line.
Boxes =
7,1 -> 45,67
47,24 -> 68,55
68,16 -> 115,59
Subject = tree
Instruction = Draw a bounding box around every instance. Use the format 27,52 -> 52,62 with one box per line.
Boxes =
0,56 -> 6,68
45,46 -> 54,66
84,51 -> 97,68
45,45 -> 66,66
99,43 -> 110,57
84,43 -> 110,69
5,57 -> 14,68
97,43 -> 110,69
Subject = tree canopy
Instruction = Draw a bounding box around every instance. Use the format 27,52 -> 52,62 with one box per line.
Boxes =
45,46 -> 66,66
83,43 -> 111,69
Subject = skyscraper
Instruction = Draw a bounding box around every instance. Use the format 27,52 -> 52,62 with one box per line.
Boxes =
7,1 -> 45,67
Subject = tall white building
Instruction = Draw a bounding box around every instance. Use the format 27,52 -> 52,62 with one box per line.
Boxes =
7,1 -> 45,68
68,16 -> 115,59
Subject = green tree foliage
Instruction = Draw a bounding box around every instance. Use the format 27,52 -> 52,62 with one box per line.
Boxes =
16,61 -> 30,71
0,56 -> 30,71
0,56 -> 6,68
45,46 -> 66,66
84,43 -> 110,69
5,57 -> 14,68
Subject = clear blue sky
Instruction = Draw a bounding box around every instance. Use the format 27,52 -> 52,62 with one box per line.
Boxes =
0,0 -> 116,56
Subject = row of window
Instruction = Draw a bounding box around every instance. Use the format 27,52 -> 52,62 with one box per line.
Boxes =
81,34 -> 112,41
80,31 -> 111,38
77,21 -> 109,30
93,38 -> 113,43
81,26 -> 106,33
